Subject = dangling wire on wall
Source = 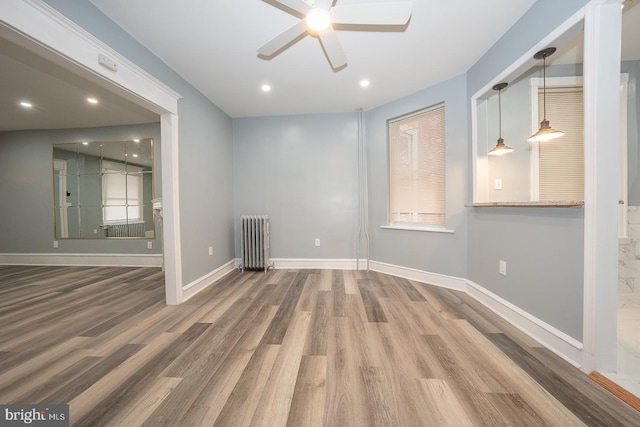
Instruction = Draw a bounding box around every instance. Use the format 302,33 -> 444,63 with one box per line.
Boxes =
356,109 -> 370,271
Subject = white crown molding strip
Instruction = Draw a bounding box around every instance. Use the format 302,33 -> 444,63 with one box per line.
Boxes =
465,280 -> 583,368
0,253 -> 162,267
182,259 -> 237,302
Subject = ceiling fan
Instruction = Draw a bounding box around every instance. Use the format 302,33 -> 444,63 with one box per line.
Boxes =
257,0 -> 413,70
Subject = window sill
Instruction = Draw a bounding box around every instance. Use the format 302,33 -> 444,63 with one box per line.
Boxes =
465,201 -> 584,208
381,225 -> 454,234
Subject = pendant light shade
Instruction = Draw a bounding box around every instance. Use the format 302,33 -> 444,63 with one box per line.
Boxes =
488,82 -> 514,156
527,119 -> 565,142
528,47 -> 564,143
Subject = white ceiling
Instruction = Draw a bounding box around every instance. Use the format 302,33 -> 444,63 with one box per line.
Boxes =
88,0 -> 538,118
2,0 -> 640,131
0,34 -> 159,132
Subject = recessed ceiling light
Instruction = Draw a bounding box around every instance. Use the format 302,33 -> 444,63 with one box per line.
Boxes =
82,141 -> 89,145
87,97 -> 98,104
132,154 -> 139,158
133,139 -> 140,143
19,101 -> 33,108
261,84 -> 271,92
360,79 -> 370,88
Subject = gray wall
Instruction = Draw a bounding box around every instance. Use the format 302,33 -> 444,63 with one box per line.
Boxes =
43,0 -> 235,285
467,208 -> 584,340
233,113 -> 359,259
0,122 -> 161,254
466,0 -> 591,341
366,74 -> 469,278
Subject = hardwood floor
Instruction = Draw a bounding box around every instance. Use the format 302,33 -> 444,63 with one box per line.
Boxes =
1,265 -> 638,426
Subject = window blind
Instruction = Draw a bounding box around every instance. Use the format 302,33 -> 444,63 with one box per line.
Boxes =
538,87 -> 584,201
102,160 -> 143,222
388,103 -> 446,225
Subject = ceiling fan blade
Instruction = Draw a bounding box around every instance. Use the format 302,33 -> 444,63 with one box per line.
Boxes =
311,0 -> 334,8
318,27 -> 347,69
330,2 -> 412,26
257,20 -> 309,57
268,0 -> 312,15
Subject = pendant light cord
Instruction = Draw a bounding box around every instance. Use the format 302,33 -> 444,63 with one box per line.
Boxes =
498,88 -> 502,139
542,54 -> 547,121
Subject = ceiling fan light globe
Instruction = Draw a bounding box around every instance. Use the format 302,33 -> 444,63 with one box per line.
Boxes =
306,8 -> 331,33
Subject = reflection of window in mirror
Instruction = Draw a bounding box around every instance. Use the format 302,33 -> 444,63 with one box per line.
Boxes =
102,160 -> 143,224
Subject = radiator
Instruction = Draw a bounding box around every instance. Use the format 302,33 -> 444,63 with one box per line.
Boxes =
240,215 -> 272,272
104,222 -> 145,237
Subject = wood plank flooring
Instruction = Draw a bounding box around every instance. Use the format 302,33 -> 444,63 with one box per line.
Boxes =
1,265 -> 639,426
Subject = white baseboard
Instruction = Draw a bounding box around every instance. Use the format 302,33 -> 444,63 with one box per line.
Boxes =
0,253 -> 162,267
269,258 -> 369,270
464,280 -> 583,368
369,260 -> 467,291
182,259 -> 237,302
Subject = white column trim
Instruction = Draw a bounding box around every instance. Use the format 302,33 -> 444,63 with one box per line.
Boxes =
582,0 -> 623,373
161,113 -> 182,304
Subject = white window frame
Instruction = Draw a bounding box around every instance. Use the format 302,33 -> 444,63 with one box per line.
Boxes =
385,103 -> 452,233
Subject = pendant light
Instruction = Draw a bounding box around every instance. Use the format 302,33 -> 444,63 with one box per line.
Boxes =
528,47 -> 564,142
488,82 -> 514,156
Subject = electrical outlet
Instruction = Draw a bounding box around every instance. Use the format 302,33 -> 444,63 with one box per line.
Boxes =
209,246 -> 213,256
494,179 -> 503,190
499,260 -> 507,275
147,241 -> 153,250
315,238 -> 320,247
53,241 -> 58,248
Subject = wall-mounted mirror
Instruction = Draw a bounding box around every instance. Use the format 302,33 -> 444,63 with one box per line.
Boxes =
53,138 -> 154,239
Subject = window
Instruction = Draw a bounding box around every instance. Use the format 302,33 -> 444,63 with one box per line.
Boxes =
529,77 -> 585,201
102,160 -> 143,223
388,103 -> 446,226
535,83 -> 584,201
